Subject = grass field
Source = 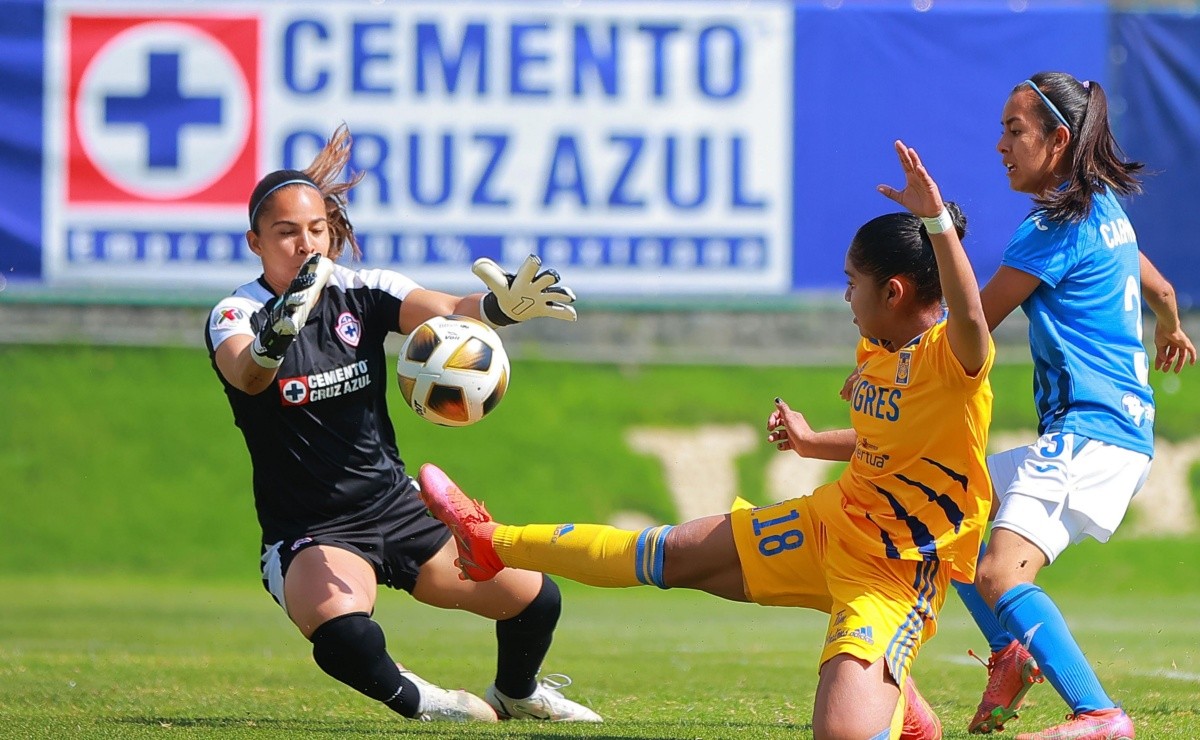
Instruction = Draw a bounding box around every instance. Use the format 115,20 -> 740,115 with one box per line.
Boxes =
4,573 -> 1199,739
3,344 -> 1199,738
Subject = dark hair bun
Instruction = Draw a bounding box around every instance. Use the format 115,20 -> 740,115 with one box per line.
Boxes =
945,201 -> 968,239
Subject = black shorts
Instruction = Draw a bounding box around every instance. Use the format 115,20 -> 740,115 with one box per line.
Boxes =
259,478 -> 452,607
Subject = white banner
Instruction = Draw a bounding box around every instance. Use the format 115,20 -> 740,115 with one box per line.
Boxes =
44,0 -> 794,295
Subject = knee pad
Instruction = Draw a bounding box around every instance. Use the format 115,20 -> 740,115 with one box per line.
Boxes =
310,612 -> 399,702
500,575 -> 561,633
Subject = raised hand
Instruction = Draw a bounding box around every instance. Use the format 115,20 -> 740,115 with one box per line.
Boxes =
251,254 -> 333,368
474,254 -> 578,326
877,140 -> 945,220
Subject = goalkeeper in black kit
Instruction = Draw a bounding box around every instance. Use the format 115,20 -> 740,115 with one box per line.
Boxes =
203,124 -> 599,723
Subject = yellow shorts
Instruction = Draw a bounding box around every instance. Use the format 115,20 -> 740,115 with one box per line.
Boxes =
730,495 -> 949,683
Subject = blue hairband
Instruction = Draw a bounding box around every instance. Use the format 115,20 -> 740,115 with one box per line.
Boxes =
1024,79 -> 1069,129
249,178 -> 321,227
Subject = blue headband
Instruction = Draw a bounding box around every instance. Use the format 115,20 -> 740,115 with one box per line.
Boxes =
1024,79 -> 1069,129
248,178 -> 321,228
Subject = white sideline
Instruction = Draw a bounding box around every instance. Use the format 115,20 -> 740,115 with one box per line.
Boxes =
939,655 -> 1200,683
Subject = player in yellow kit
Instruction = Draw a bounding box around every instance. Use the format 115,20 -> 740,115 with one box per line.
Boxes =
421,141 -> 994,740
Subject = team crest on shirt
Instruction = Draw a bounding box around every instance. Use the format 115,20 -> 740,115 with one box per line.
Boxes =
895,350 -> 912,386
335,312 -> 362,347
279,376 -> 310,406
1121,393 -> 1154,427
211,306 -> 244,328
277,361 -> 373,406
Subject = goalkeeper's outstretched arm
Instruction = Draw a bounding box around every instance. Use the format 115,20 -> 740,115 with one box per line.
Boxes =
395,254 -> 578,335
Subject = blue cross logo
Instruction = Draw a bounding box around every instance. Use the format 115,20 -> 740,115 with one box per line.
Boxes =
104,51 -> 222,169
282,381 -> 307,404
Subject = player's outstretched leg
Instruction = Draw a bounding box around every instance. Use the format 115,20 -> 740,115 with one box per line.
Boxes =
417,463 -> 505,580
486,674 -> 602,722
418,463 -> 669,588
1012,708 -> 1134,740
968,638 -> 1044,733
901,676 -> 943,740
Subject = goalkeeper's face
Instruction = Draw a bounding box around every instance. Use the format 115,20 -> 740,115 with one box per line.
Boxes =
247,185 -> 332,294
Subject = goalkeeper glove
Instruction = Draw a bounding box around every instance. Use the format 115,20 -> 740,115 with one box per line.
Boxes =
250,254 -> 334,368
473,254 -> 578,328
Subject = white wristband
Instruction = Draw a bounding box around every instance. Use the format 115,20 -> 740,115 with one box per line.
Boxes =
250,336 -> 283,368
921,209 -> 954,235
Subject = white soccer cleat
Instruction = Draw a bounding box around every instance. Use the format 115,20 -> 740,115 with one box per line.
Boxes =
485,674 -> 602,722
401,671 -> 498,722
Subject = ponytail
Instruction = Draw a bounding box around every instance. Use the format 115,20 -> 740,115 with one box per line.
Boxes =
1021,72 -> 1143,223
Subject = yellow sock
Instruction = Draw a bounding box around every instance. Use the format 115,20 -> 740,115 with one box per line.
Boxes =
492,523 -> 673,588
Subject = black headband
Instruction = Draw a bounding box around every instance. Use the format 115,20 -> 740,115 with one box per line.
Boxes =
248,169 -> 320,228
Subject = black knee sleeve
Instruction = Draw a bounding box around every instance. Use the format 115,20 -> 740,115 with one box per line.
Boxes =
494,575 -> 562,698
310,612 -> 420,716
501,573 -> 562,633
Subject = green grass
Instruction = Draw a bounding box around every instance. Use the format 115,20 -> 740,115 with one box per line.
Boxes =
2,573 -> 1198,739
5,344 -> 1199,580
3,344 -> 1199,737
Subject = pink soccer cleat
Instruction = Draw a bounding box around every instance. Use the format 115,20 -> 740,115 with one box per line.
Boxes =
900,676 -> 943,740
1014,707 -> 1134,740
417,463 -> 504,581
969,639 -> 1045,733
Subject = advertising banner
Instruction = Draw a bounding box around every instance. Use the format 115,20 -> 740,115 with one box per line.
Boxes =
39,0 -> 793,295
2,1 -> 1195,299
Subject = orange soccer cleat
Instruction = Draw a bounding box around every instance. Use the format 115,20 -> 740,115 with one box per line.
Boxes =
968,639 -> 1045,733
417,463 -> 504,581
900,676 -> 943,740
1014,707 -> 1134,740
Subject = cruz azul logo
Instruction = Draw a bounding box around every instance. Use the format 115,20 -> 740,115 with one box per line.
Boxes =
279,362 -> 373,406
66,14 -> 259,206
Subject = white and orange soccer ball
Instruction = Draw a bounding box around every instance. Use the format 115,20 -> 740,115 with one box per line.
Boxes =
396,315 -> 510,427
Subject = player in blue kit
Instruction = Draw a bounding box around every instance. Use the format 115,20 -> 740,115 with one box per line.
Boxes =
204,125 -> 601,724
950,72 -> 1195,740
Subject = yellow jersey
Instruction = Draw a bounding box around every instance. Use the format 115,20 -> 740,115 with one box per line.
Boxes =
815,320 -> 994,582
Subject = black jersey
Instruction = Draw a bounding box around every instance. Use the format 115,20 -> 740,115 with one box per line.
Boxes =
205,265 -> 421,544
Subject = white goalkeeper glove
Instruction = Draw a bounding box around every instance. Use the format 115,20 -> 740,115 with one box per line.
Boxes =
250,254 -> 334,368
473,254 -> 578,328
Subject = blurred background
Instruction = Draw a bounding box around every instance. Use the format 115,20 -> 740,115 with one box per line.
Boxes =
3,0 -> 1200,551
4,0 -> 1200,555
3,0 -> 1199,360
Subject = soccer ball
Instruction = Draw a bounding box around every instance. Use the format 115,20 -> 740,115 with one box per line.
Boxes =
396,315 -> 510,427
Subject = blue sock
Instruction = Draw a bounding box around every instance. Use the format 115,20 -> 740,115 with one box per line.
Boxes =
953,581 -> 1014,652
994,583 -> 1114,713
952,541 -> 1014,652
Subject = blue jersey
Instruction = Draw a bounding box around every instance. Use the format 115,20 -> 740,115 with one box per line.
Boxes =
1002,188 -> 1154,457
